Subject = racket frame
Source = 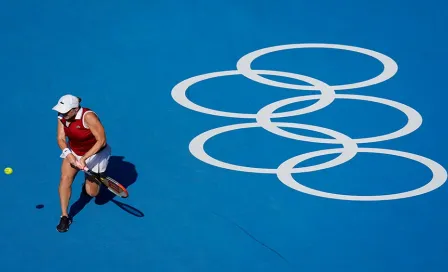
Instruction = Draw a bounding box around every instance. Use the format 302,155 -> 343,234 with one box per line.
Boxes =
82,167 -> 129,198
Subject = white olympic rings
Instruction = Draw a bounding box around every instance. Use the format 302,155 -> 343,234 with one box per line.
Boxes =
171,43 -> 447,201
236,43 -> 398,91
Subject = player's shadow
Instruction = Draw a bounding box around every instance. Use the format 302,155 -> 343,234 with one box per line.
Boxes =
68,155 -> 143,218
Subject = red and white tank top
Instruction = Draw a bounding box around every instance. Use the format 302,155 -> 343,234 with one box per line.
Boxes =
58,107 -> 98,156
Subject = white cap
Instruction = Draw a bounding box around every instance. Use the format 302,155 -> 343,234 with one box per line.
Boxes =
52,94 -> 80,114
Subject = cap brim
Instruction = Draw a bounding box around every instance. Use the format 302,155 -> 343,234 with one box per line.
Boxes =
52,103 -> 71,114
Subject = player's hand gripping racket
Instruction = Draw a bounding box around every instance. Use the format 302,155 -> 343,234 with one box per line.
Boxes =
74,161 -> 129,198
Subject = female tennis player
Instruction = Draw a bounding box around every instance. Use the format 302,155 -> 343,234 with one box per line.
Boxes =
52,94 -> 111,232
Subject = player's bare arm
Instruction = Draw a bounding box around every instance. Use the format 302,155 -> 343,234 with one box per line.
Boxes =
80,112 -> 107,162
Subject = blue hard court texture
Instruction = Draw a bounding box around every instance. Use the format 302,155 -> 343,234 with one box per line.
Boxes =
0,1 -> 448,272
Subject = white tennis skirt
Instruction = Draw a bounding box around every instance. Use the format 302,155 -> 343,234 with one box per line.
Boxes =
72,144 -> 111,173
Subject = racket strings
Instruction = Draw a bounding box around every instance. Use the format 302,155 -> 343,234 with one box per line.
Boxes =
101,177 -> 127,196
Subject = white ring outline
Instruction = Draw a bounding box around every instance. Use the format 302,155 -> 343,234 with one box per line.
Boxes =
171,42 -> 447,201
277,147 -> 448,201
171,69 -> 336,119
256,94 -> 423,144
189,122 -> 358,174
236,43 -> 398,91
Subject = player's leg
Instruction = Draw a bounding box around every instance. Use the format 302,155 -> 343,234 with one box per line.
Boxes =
84,145 -> 111,197
57,156 -> 79,232
85,174 -> 101,197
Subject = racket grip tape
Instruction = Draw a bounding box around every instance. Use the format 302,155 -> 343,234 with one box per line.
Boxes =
74,160 -> 89,171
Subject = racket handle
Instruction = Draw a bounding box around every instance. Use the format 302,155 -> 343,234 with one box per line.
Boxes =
75,160 -> 89,171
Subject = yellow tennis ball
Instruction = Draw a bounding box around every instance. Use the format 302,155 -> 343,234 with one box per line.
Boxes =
4,167 -> 13,175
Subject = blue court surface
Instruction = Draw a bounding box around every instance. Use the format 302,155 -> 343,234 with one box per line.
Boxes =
1,1 -> 448,271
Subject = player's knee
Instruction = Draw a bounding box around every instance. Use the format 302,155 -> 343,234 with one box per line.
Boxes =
86,189 -> 99,197
85,183 -> 99,197
59,175 -> 74,188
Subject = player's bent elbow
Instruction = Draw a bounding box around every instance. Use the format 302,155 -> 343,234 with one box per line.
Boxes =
98,138 -> 107,147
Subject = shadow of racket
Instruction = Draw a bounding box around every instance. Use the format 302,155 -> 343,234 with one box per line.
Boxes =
110,199 -> 144,217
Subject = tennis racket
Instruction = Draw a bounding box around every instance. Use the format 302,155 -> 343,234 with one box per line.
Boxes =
75,162 -> 129,198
